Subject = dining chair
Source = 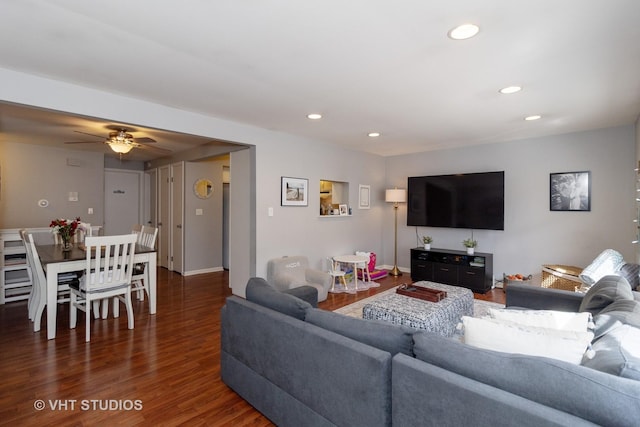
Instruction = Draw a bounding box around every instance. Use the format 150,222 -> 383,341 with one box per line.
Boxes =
21,231 -> 78,332
131,225 -> 158,301
69,233 -> 137,342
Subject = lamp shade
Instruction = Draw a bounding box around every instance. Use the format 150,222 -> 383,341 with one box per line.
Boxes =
385,188 -> 406,203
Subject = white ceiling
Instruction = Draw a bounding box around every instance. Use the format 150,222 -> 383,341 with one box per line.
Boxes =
0,0 -> 639,161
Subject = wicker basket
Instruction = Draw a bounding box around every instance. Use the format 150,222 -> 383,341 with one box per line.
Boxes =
541,264 -> 583,291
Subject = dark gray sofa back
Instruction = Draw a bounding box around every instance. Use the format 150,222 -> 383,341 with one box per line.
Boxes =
392,354 -> 596,427
412,331 -> 640,427
221,296 -> 393,427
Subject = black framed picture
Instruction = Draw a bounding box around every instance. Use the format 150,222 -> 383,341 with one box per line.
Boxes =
550,171 -> 591,211
281,176 -> 308,206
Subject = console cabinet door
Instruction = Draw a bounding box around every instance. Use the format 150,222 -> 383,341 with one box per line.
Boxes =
433,262 -> 457,285
411,260 -> 433,281
459,266 -> 485,292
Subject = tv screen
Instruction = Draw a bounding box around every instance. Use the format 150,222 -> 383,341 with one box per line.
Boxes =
407,171 -> 504,230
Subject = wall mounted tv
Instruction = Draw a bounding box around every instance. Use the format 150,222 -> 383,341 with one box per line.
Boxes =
407,171 -> 504,230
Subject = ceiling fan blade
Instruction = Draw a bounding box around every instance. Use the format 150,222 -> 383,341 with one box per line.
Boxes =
137,144 -> 171,154
73,130 -> 105,139
134,137 -> 157,143
64,140 -> 100,144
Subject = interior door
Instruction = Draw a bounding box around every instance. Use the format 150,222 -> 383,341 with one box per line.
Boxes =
104,169 -> 141,235
171,162 -> 184,274
158,166 -> 170,268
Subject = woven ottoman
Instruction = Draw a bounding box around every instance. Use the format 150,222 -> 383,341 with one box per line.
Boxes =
362,281 -> 473,337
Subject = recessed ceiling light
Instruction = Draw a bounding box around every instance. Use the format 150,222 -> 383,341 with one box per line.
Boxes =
499,86 -> 522,94
448,24 -> 480,40
368,132 -> 381,137
307,113 -> 322,120
524,115 -> 542,121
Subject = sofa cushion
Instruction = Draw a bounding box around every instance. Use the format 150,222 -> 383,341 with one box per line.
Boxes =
618,263 -> 640,290
413,331 -> 640,427
578,249 -> 625,286
245,277 -> 311,320
305,308 -> 415,356
582,324 -> 640,380
579,275 -> 633,315
460,316 -> 593,364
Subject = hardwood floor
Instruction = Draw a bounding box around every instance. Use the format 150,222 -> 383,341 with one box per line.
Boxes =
0,269 -> 505,426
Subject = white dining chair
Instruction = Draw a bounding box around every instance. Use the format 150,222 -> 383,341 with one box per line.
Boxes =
131,225 -> 158,301
22,231 -> 77,332
69,233 -> 137,342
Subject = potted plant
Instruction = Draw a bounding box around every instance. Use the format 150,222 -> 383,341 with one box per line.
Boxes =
462,237 -> 477,255
422,236 -> 433,250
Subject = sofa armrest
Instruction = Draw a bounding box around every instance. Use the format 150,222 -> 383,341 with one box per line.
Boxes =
305,268 -> 331,290
505,282 -> 583,312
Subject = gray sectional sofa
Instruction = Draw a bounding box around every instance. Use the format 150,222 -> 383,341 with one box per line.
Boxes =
220,277 -> 640,427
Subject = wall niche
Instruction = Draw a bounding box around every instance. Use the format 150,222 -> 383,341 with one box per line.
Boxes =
319,179 -> 350,216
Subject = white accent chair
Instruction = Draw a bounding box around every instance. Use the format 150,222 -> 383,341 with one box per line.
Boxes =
267,256 -> 332,302
70,234 -> 137,342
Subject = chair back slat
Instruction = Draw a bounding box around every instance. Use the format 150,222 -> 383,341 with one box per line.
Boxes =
132,225 -> 158,249
83,234 -> 137,293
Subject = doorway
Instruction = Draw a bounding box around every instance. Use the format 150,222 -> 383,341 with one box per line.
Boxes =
104,169 -> 143,235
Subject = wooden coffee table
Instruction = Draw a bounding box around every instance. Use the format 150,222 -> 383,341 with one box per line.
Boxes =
362,281 -> 473,337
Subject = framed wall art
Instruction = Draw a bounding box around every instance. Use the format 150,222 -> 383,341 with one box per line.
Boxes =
358,184 -> 370,209
550,171 -> 591,211
281,176 -> 308,206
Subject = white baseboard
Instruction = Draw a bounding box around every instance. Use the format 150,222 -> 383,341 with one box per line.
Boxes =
183,266 -> 225,276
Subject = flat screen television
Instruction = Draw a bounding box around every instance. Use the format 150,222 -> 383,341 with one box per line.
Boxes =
407,171 -> 504,230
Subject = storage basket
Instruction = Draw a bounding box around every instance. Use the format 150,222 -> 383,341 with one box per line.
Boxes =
541,264 -> 583,291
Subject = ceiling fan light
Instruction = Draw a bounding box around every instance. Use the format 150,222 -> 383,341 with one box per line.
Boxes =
108,140 -> 134,154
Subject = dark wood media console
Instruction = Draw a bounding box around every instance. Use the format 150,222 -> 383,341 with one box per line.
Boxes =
410,247 -> 494,293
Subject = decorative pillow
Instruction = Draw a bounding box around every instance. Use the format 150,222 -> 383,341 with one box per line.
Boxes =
461,316 -> 594,364
618,263 -> 640,290
487,308 -> 592,332
579,275 -> 634,315
579,249 -> 625,286
582,324 -> 640,380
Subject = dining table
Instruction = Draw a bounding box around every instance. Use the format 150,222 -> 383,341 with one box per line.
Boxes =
35,243 -> 157,340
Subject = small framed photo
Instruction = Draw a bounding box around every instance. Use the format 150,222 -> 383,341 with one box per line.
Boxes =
358,184 -> 370,209
281,177 -> 308,206
339,204 -> 348,215
550,171 -> 591,211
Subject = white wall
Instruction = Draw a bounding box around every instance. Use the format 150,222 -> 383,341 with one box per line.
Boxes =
385,125 -> 637,282
254,135 -> 387,277
0,141 -> 104,229
183,158 -> 226,275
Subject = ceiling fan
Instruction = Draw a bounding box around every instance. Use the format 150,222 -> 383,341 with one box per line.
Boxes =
64,128 -> 171,155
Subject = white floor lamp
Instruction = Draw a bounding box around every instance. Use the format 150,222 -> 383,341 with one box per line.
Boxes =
385,188 -> 406,277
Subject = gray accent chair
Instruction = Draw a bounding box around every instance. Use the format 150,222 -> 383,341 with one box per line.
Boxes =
266,256 -> 331,302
